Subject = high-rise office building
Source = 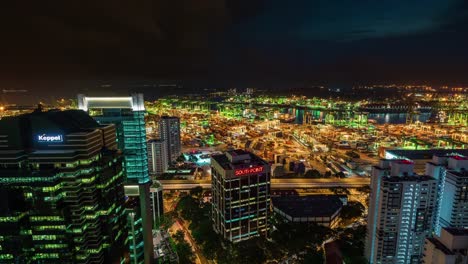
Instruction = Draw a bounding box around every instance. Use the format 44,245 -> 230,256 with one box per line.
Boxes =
158,116 -> 181,162
366,159 -> 437,264
0,109 -> 127,263
147,139 -> 168,176
78,94 -> 153,264
77,94 -> 149,184
423,227 -> 468,264
211,150 -> 270,243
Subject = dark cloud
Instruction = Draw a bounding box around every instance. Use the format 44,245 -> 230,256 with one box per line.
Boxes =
0,0 -> 467,87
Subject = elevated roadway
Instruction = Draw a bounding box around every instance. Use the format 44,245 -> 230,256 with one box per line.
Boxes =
159,178 -> 370,190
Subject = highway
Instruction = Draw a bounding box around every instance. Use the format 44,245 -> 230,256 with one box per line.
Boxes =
159,178 -> 370,190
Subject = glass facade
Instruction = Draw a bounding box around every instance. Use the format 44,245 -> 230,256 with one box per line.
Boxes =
127,200 -> 145,262
211,150 -> 270,243
92,109 -> 150,184
0,111 -> 128,263
78,94 -> 153,264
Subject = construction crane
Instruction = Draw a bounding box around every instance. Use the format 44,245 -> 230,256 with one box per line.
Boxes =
403,93 -> 420,125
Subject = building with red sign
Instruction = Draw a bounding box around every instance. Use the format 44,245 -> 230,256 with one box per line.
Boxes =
211,149 -> 270,243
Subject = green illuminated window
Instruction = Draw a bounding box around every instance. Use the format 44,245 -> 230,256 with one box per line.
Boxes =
32,235 -> 57,240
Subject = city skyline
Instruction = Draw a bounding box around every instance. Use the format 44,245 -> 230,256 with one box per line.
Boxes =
0,92 -> 466,263
0,1 -> 467,263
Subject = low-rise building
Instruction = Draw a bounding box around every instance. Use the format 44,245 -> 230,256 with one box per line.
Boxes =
272,195 -> 344,228
423,228 -> 468,264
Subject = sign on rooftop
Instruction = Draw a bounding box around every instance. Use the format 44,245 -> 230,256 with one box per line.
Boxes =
235,166 -> 264,176
37,134 -> 63,143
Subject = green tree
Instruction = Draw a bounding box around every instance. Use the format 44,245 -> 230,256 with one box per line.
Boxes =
174,230 -> 185,243
157,213 -> 175,229
341,202 -> 365,220
329,187 -> 351,195
302,249 -> 324,264
189,186 -> 203,200
357,185 -> 371,193
335,171 -> 346,178
337,226 -> 367,264
175,241 -> 195,264
177,195 -> 199,220
176,154 -> 185,162
304,169 -> 322,178
271,217 -> 333,254
236,239 -> 267,264
177,195 -> 332,263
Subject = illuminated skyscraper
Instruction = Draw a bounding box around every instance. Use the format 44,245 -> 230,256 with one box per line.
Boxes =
211,150 -> 270,243
366,159 -> 437,264
78,94 -> 153,264
158,116 -> 181,162
0,109 -> 127,263
77,94 -> 149,184
426,154 -> 468,235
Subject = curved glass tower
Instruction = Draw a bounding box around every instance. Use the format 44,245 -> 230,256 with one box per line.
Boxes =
0,109 -> 127,263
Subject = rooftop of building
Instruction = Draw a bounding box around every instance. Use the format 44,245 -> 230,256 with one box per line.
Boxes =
152,180 -> 162,189
30,149 -> 78,155
445,228 -> 468,236
386,149 -> 468,160
211,149 -> 268,171
227,149 -> 250,156
373,165 -> 390,171
452,155 -> 468,161
78,94 -> 144,111
148,138 -> 166,143
0,109 -> 106,151
426,237 -> 454,255
272,195 -> 343,218
0,109 -> 100,134
160,116 -> 179,120
393,159 -> 414,165
85,97 -> 133,109
373,159 -> 413,170
446,169 -> 468,177
384,175 -> 435,182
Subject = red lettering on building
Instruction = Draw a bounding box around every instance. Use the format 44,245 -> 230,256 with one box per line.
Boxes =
234,166 -> 264,176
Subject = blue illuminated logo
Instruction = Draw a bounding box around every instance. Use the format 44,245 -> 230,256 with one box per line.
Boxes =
37,134 -> 63,143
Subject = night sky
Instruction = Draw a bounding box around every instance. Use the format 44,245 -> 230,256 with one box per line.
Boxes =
1,0 -> 468,92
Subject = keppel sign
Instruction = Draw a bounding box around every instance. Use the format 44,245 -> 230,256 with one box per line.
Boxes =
234,166 -> 264,176
37,134 -> 63,143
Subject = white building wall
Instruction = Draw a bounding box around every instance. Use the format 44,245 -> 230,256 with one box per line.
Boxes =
366,159 -> 437,264
148,140 -> 168,176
